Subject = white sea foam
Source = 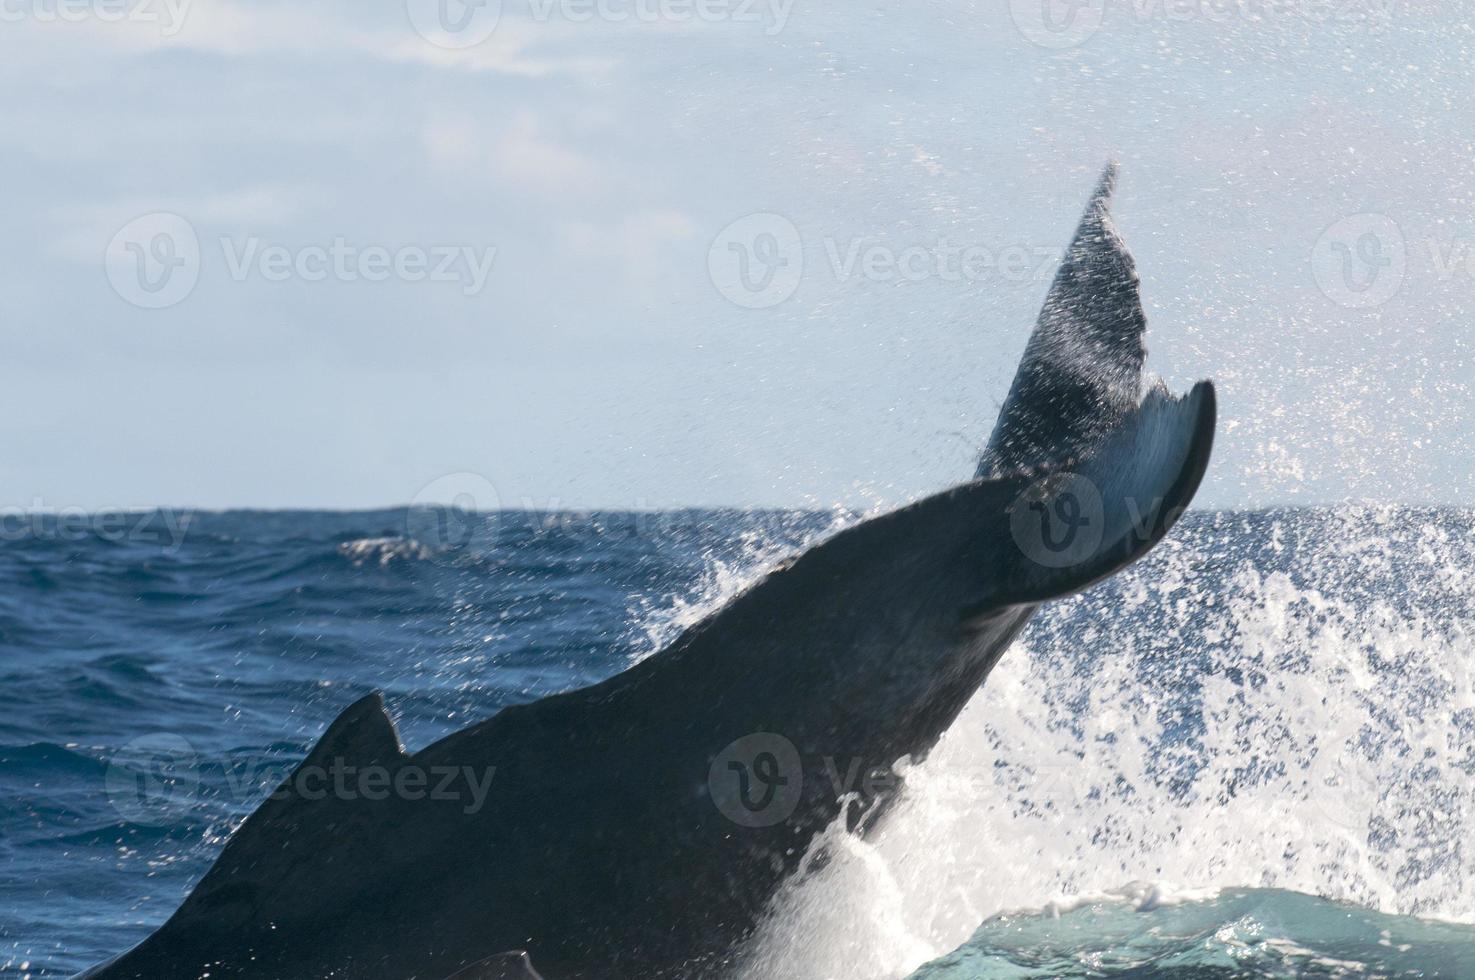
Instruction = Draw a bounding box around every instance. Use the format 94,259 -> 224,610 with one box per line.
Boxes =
732,506 -> 1475,979
338,535 -> 434,566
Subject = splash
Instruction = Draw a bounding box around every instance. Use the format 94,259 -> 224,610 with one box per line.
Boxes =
627,507 -> 857,662
740,506 -> 1475,979
338,536 -> 435,566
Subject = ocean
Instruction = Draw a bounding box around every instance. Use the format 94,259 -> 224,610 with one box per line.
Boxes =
2,505 -> 1474,978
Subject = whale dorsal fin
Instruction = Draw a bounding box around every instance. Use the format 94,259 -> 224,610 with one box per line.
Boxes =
980,161 -> 1148,477
163,692 -> 408,926
297,691 -> 404,770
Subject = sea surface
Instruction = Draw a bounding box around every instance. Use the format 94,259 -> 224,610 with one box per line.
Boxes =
2,506 -> 1474,978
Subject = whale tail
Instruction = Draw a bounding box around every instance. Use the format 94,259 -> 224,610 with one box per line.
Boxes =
74,163 -> 1216,980
979,161 -> 1149,478
991,377 -> 1214,607
967,160 -> 1213,603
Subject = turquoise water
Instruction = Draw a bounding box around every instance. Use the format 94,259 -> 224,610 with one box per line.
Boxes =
909,887 -> 1474,979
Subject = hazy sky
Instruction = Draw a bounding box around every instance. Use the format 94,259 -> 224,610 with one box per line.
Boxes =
1,0 -> 1471,511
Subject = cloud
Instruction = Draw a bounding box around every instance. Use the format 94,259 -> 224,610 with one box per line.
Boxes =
0,0 -> 619,78
423,110 -> 604,197
379,20 -> 620,77
558,209 -> 697,281
48,186 -> 305,262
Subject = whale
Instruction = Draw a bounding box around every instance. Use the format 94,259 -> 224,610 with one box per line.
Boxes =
80,163 -> 1216,980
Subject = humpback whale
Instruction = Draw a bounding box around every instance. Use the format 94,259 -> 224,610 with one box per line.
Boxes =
80,164 -> 1215,980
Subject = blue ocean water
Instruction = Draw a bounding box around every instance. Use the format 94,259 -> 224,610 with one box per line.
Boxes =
2,506 -> 1474,978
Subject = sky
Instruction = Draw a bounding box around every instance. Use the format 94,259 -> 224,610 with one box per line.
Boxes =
1,0 -> 1472,511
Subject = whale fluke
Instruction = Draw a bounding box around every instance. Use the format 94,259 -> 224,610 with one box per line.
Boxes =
993,378 -> 1213,607
980,160 -> 1148,477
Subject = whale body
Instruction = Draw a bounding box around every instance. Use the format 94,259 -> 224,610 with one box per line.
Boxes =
81,164 -> 1216,980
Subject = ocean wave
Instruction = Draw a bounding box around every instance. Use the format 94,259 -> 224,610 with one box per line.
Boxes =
908,885 -> 1475,978
336,535 -> 435,567
9,506 -> 1475,976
